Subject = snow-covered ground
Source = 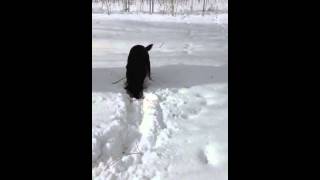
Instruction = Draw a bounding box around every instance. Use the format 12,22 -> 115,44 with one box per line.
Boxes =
92,13 -> 228,180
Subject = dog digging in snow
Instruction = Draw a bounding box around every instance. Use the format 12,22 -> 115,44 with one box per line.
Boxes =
125,44 -> 153,99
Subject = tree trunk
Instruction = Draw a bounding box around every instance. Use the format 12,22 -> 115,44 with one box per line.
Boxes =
171,0 -> 174,16
152,0 -> 154,13
190,0 -> 194,14
202,0 -> 206,16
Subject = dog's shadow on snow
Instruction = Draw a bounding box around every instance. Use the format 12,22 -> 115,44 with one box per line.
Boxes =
92,64 -> 227,93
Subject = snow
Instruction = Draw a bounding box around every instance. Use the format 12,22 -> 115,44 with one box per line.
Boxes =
92,13 -> 228,25
92,14 -> 228,68
92,12 -> 228,180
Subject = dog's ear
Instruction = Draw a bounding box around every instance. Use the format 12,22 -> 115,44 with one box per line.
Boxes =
145,44 -> 153,51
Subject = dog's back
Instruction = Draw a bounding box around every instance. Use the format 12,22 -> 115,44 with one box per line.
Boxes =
125,44 -> 153,99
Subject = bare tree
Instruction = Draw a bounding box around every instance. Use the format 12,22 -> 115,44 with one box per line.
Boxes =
128,0 -> 130,12
202,0 -> 206,16
123,0 -> 130,12
149,0 -> 152,14
148,0 -> 154,14
190,0 -> 194,14
105,0 -> 112,14
171,0 -> 174,16
151,0 -> 154,13
139,0 -> 144,13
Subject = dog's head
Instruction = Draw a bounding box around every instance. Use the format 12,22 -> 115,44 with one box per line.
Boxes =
127,44 -> 152,64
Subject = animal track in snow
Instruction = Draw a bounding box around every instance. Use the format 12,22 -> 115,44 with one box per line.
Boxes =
92,92 -> 169,178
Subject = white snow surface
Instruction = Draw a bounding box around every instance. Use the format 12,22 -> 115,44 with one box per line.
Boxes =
92,13 -> 228,25
92,13 -> 228,180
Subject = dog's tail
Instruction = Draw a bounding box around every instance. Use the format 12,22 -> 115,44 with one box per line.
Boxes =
145,44 -> 153,51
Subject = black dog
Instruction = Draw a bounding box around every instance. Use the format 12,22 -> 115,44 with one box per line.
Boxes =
125,44 -> 153,99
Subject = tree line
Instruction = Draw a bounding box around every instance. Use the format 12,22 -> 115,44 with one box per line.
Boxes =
93,0 -> 228,16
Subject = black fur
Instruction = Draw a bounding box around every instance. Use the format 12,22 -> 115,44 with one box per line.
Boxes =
125,44 -> 153,99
